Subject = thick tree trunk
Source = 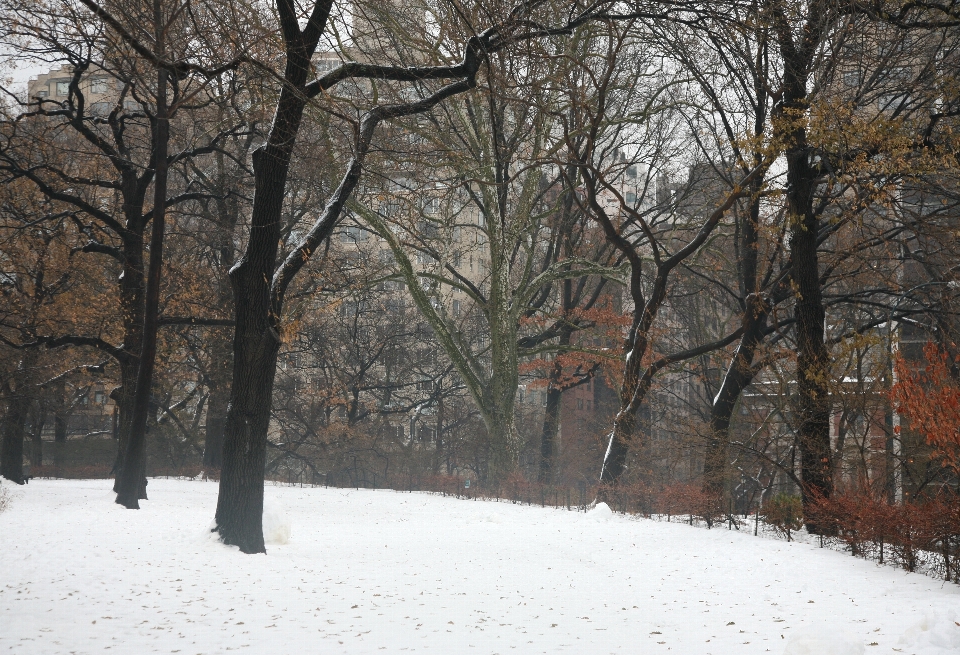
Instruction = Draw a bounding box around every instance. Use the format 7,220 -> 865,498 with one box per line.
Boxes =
432,396 -> 445,476
598,407 -> 637,492
54,412 -> 67,471
538,328 -> 572,484
480,398 -> 520,488
116,62 -> 170,509
703,298 -> 767,496
203,392 -> 228,471
111,233 -> 146,493
203,334 -> 232,470
53,378 -> 67,471
478,339 -> 520,487
30,403 -> 45,469
214,316 -> 281,553
215,47 -> 313,552
1,391 -> 29,485
787,141 -> 833,527
773,0 -> 834,532
539,382 -> 563,484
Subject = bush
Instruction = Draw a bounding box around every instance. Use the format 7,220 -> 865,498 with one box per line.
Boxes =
809,492 -> 960,581
761,494 -> 804,541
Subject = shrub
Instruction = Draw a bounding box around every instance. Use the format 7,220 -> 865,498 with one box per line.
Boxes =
761,493 -> 804,541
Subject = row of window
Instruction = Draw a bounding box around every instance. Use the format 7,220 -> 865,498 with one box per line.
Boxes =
34,78 -> 112,98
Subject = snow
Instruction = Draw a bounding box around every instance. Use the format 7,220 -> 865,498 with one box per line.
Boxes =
1,479 -> 958,654
261,494 -> 292,545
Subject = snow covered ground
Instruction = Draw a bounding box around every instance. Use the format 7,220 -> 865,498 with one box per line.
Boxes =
1,479 -> 958,655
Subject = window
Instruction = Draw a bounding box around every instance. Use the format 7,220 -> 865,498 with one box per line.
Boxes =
339,225 -> 367,242
378,249 -> 393,264
452,251 -> 462,267
91,78 -> 109,94
452,300 -> 461,316
34,90 -> 48,98
625,191 -> 636,205
423,197 -> 440,215
885,66 -> 913,84
56,81 -> 70,96
380,200 -> 399,217
417,379 -> 434,391
843,68 -> 861,87
316,58 -> 340,73
418,219 -> 439,239
577,398 -> 584,410
386,297 -> 405,314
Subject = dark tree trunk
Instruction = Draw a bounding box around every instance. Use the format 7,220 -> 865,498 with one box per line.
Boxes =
432,396 -> 445,476
111,244 -> 145,493
203,335 -> 232,471
786,125 -> 833,526
203,392 -> 227,471
215,47 -> 314,553
30,402 -> 45,469
1,387 -> 29,485
53,378 -> 67,471
539,327 -> 573,484
771,0 -> 835,532
598,407 -> 637,492
54,412 -> 67,471
539,380 -> 563,484
116,62 -> 170,509
703,298 -> 767,496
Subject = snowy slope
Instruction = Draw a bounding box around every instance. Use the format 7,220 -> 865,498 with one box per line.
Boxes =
1,479 -> 958,654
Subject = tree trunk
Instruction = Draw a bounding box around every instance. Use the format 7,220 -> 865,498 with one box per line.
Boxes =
1,390 -> 29,485
53,378 -> 67,471
54,412 -> 67,471
203,334 -> 232,471
598,406 -> 637,492
30,402 -> 45,469
111,238 -> 145,493
539,381 -> 563,484
432,395 -> 445,476
703,297 -> 767,497
215,46 -> 313,553
787,137 -> 833,528
116,61 -> 170,509
483,410 -> 520,488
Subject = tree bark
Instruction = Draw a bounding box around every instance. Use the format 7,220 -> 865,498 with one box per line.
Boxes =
772,2 -> 835,529
1,387 -> 29,485
116,59 -> 170,509
30,402 -> 45,469
215,40 -> 314,553
538,328 -> 572,484
786,116 -> 833,526
703,296 -> 767,497
53,378 -> 67,471
111,241 -> 146,493
203,334 -> 232,471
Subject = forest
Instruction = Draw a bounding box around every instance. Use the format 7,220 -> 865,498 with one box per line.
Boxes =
1,0 -> 959,557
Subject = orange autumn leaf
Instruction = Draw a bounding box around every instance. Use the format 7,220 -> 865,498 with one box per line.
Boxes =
891,342 -> 960,475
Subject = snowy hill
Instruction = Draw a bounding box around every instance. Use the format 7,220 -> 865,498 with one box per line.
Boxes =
1,479 -> 958,654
